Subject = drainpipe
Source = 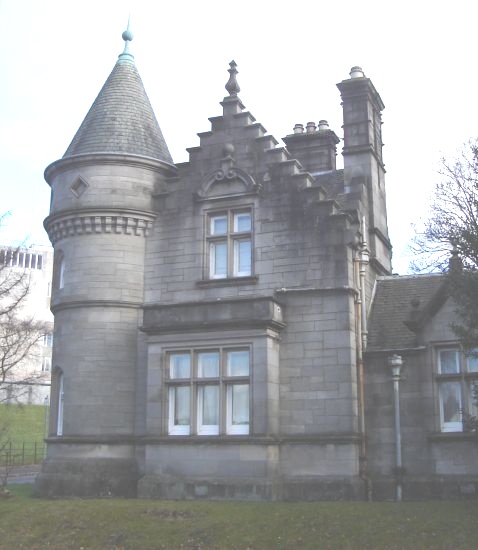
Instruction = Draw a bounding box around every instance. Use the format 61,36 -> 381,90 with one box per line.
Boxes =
356,222 -> 371,499
359,219 -> 369,350
389,354 -> 404,502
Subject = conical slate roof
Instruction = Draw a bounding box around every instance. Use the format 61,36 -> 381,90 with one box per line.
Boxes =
64,34 -> 173,164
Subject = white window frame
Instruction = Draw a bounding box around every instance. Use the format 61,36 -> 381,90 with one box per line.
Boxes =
207,209 -> 252,280
59,257 -> 65,289
166,347 -> 250,436
54,251 -> 65,289
197,385 -> 220,435
437,348 -> 460,374
43,332 -> 53,347
436,347 -> 478,432
168,386 -> 191,435
57,371 -> 64,436
209,241 -> 228,279
41,357 -> 51,372
226,384 -> 250,435
438,380 -> 463,432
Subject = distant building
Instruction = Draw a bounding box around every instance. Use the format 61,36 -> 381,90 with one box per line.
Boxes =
35,29 -> 478,500
0,244 -> 53,404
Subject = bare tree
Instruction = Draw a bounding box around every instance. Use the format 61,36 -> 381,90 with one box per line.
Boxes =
412,141 -> 478,431
0,225 -> 50,488
0,248 -> 48,403
412,139 -> 478,273
413,140 -> 478,349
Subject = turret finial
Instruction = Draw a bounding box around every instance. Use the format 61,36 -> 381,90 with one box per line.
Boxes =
118,16 -> 134,62
225,60 -> 241,97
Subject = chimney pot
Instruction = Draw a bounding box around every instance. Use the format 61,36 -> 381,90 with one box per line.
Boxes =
293,124 -> 304,134
318,120 -> 329,131
306,121 -> 316,134
350,66 -> 365,79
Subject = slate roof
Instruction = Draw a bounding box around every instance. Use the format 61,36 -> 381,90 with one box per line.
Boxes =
367,274 -> 446,351
314,169 -> 345,198
64,54 -> 173,164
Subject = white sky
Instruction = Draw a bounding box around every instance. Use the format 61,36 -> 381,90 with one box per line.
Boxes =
1,0 -> 477,274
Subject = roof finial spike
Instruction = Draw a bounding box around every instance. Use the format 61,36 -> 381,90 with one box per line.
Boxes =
225,60 -> 241,97
122,16 -> 133,52
118,15 -> 134,63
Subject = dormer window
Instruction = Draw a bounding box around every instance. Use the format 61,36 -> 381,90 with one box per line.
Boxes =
207,209 -> 252,279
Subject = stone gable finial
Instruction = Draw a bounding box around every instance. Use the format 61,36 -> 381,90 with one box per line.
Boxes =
225,60 -> 241,97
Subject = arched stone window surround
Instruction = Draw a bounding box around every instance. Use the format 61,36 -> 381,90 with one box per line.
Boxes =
51,366 -> 64,436
195,166 -> 261,201
53,250 -> 65,290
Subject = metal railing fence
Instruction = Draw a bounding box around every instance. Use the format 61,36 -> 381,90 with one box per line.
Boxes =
0,440 -> 46,467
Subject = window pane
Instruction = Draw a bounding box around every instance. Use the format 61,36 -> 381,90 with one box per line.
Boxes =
57,372 -> 64,436
211,216 -> 227,235
469,382 -> 478,417
44,333 -> 53,347
201,385 -> 219,425
198,352 -> 219,378
438,350 -> 460,374
234,212 -> 251,232
234,239 -> 251,276
211,242 -> 227,278
42,358 -> 51,372
466,349 -> 478,373
174,386 -> 190,426
59,257 -> 65,289
227,350 -> 250,376
231,384 -> 249,425
170,354 -> 190,379
439,381 -> 462,425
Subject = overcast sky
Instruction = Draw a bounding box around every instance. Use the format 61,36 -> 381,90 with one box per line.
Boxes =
1,0 -> 477,274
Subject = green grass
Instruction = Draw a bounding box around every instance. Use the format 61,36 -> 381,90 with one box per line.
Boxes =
0,403 -> 47,442
1,485 -> 478,549
0,404 -> 47,466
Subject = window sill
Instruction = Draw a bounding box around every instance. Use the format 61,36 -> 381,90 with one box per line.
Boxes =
196,276 -> 258,288
428,431 -> 478,442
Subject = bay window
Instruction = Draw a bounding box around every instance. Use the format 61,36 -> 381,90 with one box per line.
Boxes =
166,347 -> 250,435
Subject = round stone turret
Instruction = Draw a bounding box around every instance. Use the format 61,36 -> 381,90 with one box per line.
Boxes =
36,29 -> 176,498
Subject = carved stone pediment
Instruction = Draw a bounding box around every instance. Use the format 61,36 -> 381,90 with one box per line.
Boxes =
195,152 -> 261,201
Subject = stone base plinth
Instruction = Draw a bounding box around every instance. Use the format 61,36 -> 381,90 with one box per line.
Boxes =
34,457 -> 139,498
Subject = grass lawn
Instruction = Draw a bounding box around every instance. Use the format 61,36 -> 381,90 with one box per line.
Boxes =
0,404 -> 47,466
0,403 -> 47,442
1,485 -> 478,549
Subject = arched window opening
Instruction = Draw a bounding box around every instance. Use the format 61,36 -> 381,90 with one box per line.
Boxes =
53,250 -> 65,290
56,369 -> 64,436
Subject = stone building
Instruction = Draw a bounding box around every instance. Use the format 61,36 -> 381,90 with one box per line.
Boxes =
0,244 -> 53,404
35,30 -> 478,500
366,271 -> 478,499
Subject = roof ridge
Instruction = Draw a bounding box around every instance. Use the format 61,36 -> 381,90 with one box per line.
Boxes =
377,273 -> 444,280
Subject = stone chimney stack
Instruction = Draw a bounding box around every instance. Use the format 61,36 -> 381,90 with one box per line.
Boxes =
337,67 -> 391,275
283,119 -> 340,173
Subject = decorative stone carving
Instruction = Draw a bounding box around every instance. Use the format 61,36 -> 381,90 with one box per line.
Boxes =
44,210 -> 155,244
70,176 -> 89,198
225,60 -> 240,97
195,149 -> 261,200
